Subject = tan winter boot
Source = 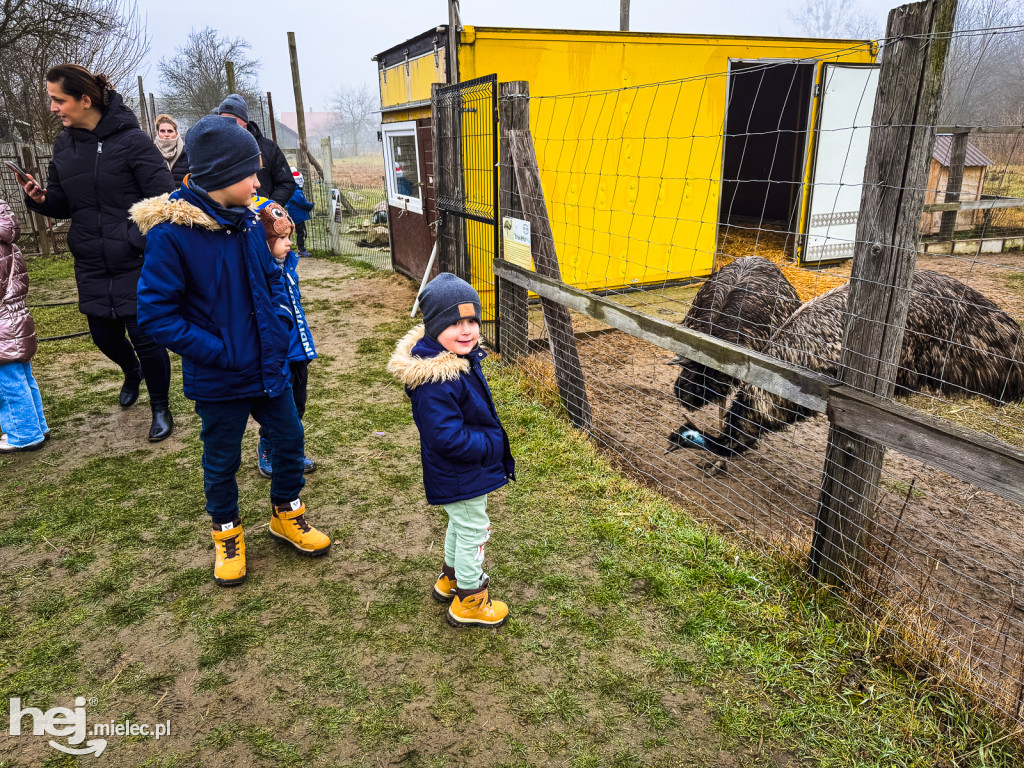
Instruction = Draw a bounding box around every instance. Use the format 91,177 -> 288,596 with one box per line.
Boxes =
446,580 -> 509,628
269,499 -> 331,556
211,518 -> 246,586
432,563 -> 457,603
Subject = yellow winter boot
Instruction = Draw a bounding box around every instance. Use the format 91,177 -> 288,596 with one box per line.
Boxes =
269,499 -> 331,556
446,580 -> 509,628
211,518 -> 246,586
432,563 -> 457,603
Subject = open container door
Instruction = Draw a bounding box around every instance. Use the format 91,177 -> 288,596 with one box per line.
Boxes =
799,62 -> 880,265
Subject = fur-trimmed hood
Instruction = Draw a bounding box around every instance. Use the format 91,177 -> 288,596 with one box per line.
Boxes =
387,325 -> 470,389
130,193 -> 222,235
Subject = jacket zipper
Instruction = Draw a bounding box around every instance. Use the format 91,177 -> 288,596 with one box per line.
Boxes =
93,141 -> 115,317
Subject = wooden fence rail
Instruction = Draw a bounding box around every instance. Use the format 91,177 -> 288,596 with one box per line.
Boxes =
493,258 -> 1024,511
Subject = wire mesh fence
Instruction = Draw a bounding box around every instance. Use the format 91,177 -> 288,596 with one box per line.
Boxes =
285,143 -> 391,270
453,14 -> 1024,728
0,142 -> 68,255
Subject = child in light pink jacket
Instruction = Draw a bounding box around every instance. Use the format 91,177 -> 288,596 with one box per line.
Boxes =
0,198 -> 48,452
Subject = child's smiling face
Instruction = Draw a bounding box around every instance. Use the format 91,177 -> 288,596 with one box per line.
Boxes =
436,318 -> 480,355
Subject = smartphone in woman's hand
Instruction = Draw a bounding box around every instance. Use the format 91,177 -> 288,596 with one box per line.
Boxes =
4,159 -> 30,183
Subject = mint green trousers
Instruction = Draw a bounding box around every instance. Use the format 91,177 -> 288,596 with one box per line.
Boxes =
442,494 -> 490,590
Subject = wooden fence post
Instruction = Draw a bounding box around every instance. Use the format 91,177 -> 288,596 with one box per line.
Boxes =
267,91 -> 278,144
505,87 -> 593,432
809,0 -> 958,588
137,76 -> 151,138
288,32 -> 311,183
938,129 -> 969,239
496,81 -> 530,363
20,144 -> 50,257
225,61 -> 236,94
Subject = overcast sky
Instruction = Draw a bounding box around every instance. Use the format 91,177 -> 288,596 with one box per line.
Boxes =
137,0 -> 904,113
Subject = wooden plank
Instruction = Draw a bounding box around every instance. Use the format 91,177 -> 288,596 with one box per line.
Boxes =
938,130 -> 968,238
828,386 -> 1024,509
494,259 -> 834,413
923,197 -> 1024,212
810,0 -> 959,589
507,135 -> 594,431
496,81 -> 530,363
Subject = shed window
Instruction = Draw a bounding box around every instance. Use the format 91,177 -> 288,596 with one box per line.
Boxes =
382,121 -> 422,213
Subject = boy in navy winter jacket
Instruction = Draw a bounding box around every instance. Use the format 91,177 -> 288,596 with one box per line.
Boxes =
253,197 -> 317,477
387,273 -> 515,627
133,115 -> 331,587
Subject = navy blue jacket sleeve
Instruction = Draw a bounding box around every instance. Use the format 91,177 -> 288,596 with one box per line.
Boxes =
409,381 -> 492,464
291,190 -> 314,211
137,227 -> 229,367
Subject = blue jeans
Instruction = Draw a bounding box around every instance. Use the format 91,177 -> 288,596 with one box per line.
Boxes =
194,388 -> 305,524
0,361 -> 48,447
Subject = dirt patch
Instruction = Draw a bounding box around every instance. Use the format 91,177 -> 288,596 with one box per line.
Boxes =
331,157 -> 385,188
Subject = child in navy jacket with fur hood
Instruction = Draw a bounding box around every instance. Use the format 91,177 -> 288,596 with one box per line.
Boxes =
387,273 -> 515,627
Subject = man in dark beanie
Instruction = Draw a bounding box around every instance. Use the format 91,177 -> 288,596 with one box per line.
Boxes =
387,273 -> 515,628
216,93 -> 295,206
132,114 -> 332,588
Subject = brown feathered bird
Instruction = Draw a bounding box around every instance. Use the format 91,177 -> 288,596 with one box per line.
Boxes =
669,256 -> 802,412
668,270 -> 1024,472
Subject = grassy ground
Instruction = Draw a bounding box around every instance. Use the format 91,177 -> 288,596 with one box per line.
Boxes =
0,252 -> 1021,767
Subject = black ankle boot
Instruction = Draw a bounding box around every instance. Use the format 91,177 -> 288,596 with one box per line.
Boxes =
120,368 -> 143,408
148,407 -> 173,442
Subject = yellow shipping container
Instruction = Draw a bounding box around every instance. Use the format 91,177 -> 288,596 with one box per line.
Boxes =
375,26 -> 877,302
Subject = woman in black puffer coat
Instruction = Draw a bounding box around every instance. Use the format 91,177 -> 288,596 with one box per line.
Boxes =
21,64 -> 176,441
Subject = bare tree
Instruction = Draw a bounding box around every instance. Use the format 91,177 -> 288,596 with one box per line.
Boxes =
0,0 -> 149,143
328,83 -> 378,157
0,0 -> 99,50
786,0 -> 882,39
157,27 -> 261,128
938,0 -> 1024,124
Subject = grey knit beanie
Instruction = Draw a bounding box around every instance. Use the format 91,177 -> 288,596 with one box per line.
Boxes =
185,115 -> 262,191
213,93 -> 250,124
419,273 -> 481,341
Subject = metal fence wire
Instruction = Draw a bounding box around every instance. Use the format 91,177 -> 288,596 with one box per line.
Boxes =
285,143 -> 391,271
461,17 -> 1024,729
434,75 -> 500,337
0,143 -> 69,255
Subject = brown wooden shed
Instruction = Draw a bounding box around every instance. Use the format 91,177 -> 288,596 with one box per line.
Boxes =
921,135 -> 992,235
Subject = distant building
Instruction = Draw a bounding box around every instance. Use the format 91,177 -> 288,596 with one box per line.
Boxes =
273,120 -> 300,150
921,135 -> 992,235
278,111 -> 342,140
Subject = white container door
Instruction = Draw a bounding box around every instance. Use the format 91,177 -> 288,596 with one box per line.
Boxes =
801,63 -> 880,264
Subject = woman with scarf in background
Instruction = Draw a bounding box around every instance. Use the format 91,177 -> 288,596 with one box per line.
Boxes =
154,114 -> 189,187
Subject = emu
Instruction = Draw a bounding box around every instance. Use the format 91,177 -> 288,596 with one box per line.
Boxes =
668,270 -> 1024,474
669,256 -> 802,412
